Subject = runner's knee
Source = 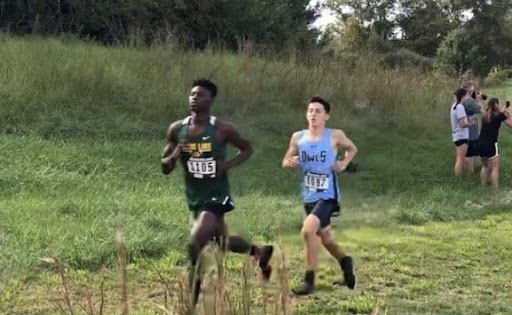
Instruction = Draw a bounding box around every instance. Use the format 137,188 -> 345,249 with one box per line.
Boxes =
301,217 -> 320,239
318,230 -> 335,245
301,226 -> 314,239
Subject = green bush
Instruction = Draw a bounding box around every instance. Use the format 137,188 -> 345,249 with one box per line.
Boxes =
382,48 -> 433,70
485,68 -> 512,87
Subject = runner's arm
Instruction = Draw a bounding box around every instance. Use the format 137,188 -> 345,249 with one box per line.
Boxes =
161,121 -> 182,175
219,122 -> 253,172
333,129 -> 357,172
282,132 -> 300,168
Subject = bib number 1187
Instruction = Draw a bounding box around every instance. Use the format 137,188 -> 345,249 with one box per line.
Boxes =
304,172 -> 329,191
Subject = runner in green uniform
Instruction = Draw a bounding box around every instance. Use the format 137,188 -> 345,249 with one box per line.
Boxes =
161,79 -> 273,306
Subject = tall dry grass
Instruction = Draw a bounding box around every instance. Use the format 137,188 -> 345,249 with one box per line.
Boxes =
0,35 -> 456,141
43,237 -> 299,314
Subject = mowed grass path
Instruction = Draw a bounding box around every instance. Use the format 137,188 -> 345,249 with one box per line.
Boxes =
290,213 -> 512,314
2,134 -> 512,315
3,209 -> 512,314
2,95 -> 512,314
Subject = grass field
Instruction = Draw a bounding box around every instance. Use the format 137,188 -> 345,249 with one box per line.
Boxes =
1,36 -> 512,314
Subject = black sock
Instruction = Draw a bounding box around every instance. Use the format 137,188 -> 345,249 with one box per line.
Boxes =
188,243 -> 199,266
249,245 -> 258,256
292,270 -> 315,295
189,265 -> 201,305
304,270 -> 315,286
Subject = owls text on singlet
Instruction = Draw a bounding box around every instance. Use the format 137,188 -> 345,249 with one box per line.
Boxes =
298,128 -> 339,203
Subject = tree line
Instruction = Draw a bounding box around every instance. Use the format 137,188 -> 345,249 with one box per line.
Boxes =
0,0 -> 318,50
325,0 -> 512,80
2,0 -> 512,80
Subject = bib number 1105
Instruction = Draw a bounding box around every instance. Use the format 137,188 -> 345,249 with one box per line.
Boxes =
187,158 -> 216,178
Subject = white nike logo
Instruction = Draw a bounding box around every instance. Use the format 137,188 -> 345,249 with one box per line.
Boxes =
202,136 -> 211,140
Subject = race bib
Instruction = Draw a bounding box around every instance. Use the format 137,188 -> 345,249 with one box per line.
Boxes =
304,172 -> 329,191
187,158 -> 216,178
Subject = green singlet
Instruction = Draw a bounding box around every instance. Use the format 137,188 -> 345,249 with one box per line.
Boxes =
175,116 -> 232,212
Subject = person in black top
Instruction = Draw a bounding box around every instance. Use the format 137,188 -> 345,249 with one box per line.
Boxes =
478,98 -> 512,188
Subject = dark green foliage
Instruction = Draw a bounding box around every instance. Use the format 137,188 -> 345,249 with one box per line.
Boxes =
0,0 -> 318,50
327,0 -> 512,77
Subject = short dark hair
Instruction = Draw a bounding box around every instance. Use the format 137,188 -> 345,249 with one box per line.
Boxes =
454,87 -> 467,103
192,78 -> 217,98
309,96 -> 331,113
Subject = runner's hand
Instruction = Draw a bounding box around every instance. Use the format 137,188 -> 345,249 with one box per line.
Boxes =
333,160 -> 348,173
161,144 -> 182,167
169,144 -> 183,160
287,156 -> 299,168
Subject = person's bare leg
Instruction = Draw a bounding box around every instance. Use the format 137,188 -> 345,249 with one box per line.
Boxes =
293,215 -> 321,295
188,211 -> 222,306
302,215 -> 322,270
318,228 -> 356,289
455,144 -> 468,176
220,222 -> 274,281
318,227 -> 344,260
490,157 -> 500,189
464,157 -> 474,174
480,158 -> 489,185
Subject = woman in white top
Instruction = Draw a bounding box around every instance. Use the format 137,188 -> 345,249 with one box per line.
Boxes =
450,88 -> 477,176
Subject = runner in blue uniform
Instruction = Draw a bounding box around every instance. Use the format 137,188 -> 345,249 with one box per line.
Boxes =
282,96 -> 358,295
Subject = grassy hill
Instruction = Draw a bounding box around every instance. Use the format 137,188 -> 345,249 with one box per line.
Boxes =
1,36 -> 512,314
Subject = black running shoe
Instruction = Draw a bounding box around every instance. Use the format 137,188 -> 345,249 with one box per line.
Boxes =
292,270 -> 315,295
257,245 -> 274,281
189,265 -> 202,305
292,281 -> 314,295
260,265 -> 272,282
340,256 -> 356,290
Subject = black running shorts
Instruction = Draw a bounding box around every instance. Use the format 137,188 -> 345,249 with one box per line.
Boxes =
466,140 -> 479,157
454,139 -> 468,147
304,199 -> 340,229
479,142 -> 499,159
